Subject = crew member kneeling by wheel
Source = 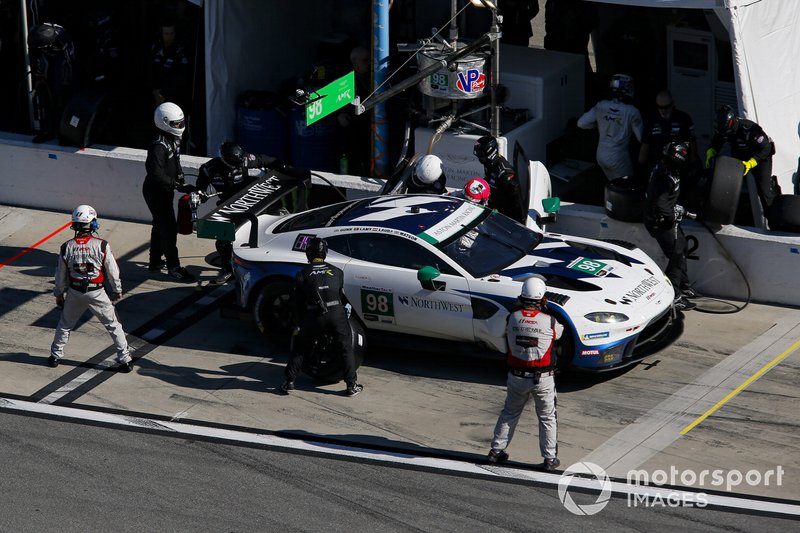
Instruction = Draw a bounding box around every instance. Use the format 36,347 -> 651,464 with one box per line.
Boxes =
488,277 -> 563,471
280,237 -> 363,397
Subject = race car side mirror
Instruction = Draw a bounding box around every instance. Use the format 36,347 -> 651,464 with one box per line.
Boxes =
539,197 -> 561,224
417,266 -> 446,291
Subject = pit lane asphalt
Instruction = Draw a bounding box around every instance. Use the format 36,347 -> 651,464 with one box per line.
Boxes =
1,205 -> 798,504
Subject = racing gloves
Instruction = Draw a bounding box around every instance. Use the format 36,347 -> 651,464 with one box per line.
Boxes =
704,148 -> 717,169
742,158 -> 758,175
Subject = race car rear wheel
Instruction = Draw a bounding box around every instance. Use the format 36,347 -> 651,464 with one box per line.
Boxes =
254,280 -> 294,344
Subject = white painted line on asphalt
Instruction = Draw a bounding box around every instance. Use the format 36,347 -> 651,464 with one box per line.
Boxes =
581,317 -> 800,478
2,396 -> 798,517
38,359 -> 116,405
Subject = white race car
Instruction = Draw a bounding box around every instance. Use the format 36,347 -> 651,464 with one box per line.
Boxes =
229,193 -> 675,371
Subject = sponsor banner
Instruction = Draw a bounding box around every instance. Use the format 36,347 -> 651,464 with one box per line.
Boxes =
418,202 -> 483,244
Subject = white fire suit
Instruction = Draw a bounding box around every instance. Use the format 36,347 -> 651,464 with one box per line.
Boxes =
50,235 -> 130,364
491,306 -> 563,460
578,98 -> 643,180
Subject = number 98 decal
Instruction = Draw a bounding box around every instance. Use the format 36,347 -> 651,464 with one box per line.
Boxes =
360,287 -> 395,324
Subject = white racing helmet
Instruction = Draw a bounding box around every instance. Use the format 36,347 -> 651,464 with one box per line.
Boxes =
71,204 -> 98,232
519,277 -> 546,304
154,102 -> 185,137
412,154 -> 443,187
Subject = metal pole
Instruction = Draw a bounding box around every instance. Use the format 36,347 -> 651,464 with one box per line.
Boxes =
373,0 -> 390,176
490,7 -> 501,138
19,0 -> 35,131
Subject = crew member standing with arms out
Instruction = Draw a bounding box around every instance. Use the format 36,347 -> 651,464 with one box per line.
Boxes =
488,277 -> 563,471
706,105 -> 779,227
644,141 -> 697,312
143,102 -> 195,282
196,141 -> 296,284
281,237 -> 363,397
50,205 -> 133,372
473,135 -> 526,223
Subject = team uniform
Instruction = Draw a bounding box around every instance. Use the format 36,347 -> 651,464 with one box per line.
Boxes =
578,98 -> 643,180
491,307 -> 563,462
284,259 -> 360,394
51,234 -> 130,367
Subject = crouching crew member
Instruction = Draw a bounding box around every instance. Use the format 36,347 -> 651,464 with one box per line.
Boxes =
50,205 -> 133,372
281,237 -> 363,397
196,141 -> 290,284
489,277 -> 563,471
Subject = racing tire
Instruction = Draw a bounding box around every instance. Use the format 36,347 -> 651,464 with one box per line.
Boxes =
768,194 -> 800,233
702,156 -> 743,225
304,316 -> 367,383
254,280 -> 294,344
604,181 -> 644,222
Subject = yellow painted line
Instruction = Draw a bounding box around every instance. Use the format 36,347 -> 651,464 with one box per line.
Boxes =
680,338 -> 800,435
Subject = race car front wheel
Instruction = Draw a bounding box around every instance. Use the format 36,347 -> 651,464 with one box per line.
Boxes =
254,280 -> 294,345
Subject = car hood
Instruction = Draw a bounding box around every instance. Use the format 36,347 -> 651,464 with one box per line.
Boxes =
495,234 -> 672,312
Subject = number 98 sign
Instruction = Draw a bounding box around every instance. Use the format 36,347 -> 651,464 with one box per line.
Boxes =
361,288 -> 394,317
306,99 -> 324,124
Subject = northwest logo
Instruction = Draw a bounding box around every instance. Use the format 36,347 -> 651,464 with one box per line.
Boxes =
456,69 -> 486,93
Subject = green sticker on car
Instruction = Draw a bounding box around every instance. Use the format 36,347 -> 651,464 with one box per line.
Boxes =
360,287 -> 395,323
567,257 -> 609,276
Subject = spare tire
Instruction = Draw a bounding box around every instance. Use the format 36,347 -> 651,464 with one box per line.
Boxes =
303,315 -> 367,383
768,194 -> 800,233
604,181 -> 644,222
702,155 -> 743,225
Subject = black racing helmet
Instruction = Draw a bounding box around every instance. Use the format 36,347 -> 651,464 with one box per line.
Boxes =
474,135 -> 499,165
662,141 -> 689,169
28,23 -> 66,56
305,237 -> 328,262
219,142 -> 245,168
714,105 -> 739,136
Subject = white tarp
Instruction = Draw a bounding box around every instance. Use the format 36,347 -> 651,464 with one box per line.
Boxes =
584,0 -> 800,194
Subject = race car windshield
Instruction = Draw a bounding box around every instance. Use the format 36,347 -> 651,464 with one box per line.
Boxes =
438,211 -> 542,278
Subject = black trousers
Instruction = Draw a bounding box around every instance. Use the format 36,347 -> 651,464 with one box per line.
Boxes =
216,240 -> 233,272
647,222 -> 689,297
750,158 -> 780,210
285,308 -> 357,385
142,182 -> 180,269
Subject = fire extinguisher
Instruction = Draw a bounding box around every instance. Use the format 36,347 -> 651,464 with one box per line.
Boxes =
177,194 -> 194,235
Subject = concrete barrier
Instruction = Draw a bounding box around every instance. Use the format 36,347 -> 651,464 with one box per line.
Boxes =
1,131 -> 798,307
553,203 -> 800,307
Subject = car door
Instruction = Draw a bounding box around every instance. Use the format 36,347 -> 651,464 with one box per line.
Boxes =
338,232 -> 474,342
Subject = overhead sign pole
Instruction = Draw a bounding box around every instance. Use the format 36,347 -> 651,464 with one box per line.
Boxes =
305,71 -> 355,126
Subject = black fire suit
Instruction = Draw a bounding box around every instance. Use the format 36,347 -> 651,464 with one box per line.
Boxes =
285,260 -> 357,387
196,153 -> 283,272
709,119 -> 779,212
143,134 -> 185,270
483,155 -> 526,223
644,163 -> 689,298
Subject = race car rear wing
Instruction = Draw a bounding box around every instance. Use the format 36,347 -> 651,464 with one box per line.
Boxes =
196,171 -> 310,244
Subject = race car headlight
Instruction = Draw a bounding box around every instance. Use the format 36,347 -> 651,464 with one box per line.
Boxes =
584,312 -> 629,323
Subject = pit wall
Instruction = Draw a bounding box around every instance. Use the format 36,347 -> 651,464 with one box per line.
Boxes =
1,131 -> 798,307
